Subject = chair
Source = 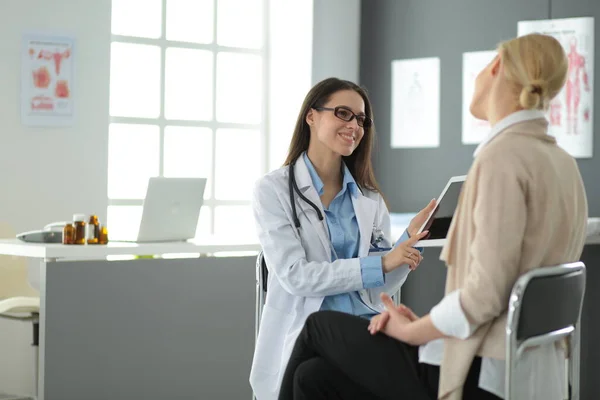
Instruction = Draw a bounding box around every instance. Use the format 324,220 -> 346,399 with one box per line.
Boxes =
505,261 -> 586,400
255,251 -> 268,340
0,223 -> 40,398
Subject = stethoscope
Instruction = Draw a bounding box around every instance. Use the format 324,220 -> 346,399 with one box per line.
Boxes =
288,158 -> 386,250
289,158 -> 323,229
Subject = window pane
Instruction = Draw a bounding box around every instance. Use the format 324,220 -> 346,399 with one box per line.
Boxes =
215,129 -> 260,200
166,0 -> 214,44
216,52 -> 262,123
107,205 -> 143,241
108,123 -> 160,199
164,126 -> 213,198
111,0 -> 162,38
269,0 -> 313,170
165,48 -> 213,121
214,205 -> 256,241
110,43 -> 161,118
194,205 -> 212,238
217,0 -> 263,49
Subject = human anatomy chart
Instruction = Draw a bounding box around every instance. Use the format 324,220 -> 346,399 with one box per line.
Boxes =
518,17 -> 594,158
462,50 -> 496,145
21,33 -> 75,126
391,57 -> 440,148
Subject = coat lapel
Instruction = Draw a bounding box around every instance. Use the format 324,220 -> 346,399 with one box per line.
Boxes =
351,193 -> 378,257
293,160 -> 332,256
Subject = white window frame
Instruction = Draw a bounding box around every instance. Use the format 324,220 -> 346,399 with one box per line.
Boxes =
108,0 -> 270,239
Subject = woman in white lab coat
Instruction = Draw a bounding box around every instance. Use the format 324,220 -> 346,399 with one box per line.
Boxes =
250,77 -> 435,400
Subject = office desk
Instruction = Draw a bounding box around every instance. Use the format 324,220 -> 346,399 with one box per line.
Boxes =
0,239 -> 260,400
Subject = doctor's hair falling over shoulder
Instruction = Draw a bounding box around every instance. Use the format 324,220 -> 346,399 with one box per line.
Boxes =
498,33 -> 568,111
283,77 -> 382,193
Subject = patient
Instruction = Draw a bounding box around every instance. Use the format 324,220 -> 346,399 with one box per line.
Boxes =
277,33 -> 588,400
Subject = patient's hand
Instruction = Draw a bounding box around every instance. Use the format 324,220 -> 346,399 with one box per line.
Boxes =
397,304 -> 419,322
368,295 -> 419,337
368,312 -> 390,334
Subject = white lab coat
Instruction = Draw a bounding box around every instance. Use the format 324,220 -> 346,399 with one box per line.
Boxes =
249,158 -> 411,400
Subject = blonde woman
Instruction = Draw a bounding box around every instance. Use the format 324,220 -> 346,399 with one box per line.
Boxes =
277,34 -> 588,400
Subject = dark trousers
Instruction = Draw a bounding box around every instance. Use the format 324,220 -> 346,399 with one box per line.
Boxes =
278,311 -> 502,400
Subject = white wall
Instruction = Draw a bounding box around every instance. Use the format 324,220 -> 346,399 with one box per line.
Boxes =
0,0 -> 110,395
267,0 -> 362,170
312,0 -> 361,84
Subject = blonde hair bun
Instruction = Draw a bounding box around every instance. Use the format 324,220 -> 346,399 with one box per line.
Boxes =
498,34 -> 568,111
520,79 -> 547,110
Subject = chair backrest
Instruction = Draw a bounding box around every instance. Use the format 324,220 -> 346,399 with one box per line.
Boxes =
258,251 -> 268,295
508,262 -> 585,343
0,222 -> 38,299
255,251 -> 268,341
506,262 -> 585,400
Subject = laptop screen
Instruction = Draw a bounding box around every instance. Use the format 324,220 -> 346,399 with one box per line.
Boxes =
422,180 -> 464,240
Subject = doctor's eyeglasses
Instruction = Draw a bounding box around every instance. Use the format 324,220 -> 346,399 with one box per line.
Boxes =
313,106 -> 373,128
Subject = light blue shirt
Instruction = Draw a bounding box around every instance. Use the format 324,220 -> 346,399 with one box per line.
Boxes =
303,153 -> 410,319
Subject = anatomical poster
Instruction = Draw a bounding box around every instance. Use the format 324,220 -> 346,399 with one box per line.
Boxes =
462,50 -> 496,145
391,57 -> 440,148
518,17 -> 594,158
21,33 -> 75,127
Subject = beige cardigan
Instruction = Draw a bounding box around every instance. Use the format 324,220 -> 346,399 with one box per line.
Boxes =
437,119 -> 588,400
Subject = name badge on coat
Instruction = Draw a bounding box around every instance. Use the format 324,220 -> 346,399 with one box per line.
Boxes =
369,226 -> 391,256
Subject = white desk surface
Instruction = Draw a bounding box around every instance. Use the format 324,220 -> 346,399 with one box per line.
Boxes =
0,238 -> 261,259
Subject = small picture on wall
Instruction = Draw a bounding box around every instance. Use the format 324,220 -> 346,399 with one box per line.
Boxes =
391,57 -> 440,149
21,32 -> 75,127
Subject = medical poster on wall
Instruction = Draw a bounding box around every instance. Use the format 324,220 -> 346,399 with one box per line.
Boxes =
462,51 -> 496,145
391,57 -> 440,148
518,17 -> 594,158
21,33 -> 75,127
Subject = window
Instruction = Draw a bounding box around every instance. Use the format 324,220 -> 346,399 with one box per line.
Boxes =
109,0 -> 313,243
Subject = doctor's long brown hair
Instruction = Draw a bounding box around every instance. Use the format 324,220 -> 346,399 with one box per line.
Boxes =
283,77 -> 382,193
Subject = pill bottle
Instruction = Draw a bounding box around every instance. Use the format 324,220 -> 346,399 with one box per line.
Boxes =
87,215 -> 100,244
73,214 -> 87,245
62,223 -> 74,245
99,225 -> 109,245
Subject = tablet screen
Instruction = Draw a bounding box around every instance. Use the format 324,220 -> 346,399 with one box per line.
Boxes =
422,180 -> 464,240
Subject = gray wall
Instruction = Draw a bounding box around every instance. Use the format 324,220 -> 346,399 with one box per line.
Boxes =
312,0 -> 361,84
360,0 -> 600,216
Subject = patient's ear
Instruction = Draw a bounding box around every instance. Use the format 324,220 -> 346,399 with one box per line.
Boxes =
490,54 -> 501,77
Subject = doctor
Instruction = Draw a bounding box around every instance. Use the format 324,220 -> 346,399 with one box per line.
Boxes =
250,77 -> 435,399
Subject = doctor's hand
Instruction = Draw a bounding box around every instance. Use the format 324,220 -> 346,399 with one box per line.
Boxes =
381,230 -> 427,273
407,199 -> 437,237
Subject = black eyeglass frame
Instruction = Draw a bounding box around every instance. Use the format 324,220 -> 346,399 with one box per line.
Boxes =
312,106 -> 373,128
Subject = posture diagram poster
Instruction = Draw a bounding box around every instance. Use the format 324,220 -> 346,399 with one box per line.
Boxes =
518,17 -> 594,158
391,57 -> 440,148
21,33 -> 75,127
462,51 -> 496,145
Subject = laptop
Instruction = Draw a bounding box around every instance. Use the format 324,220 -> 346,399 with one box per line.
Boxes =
414,175 -> 466,247
125,177 -> 207,243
